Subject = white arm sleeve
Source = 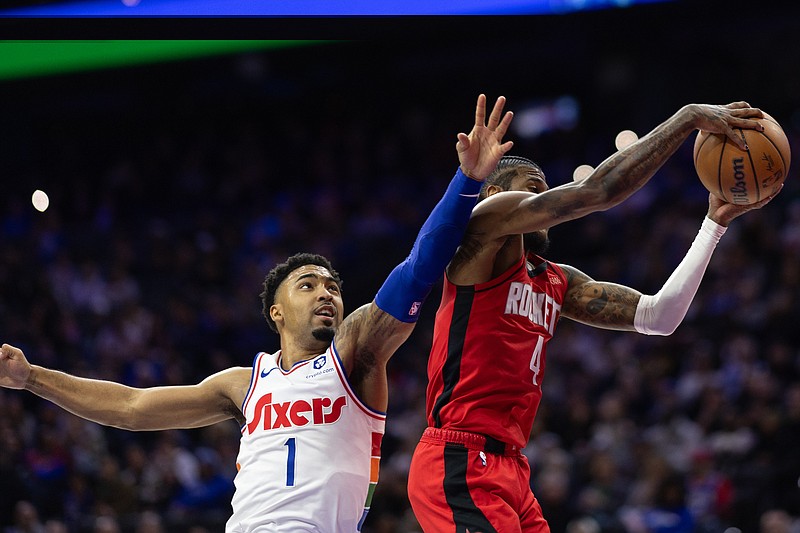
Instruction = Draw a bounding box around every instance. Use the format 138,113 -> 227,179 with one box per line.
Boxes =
634,216 -> 726,336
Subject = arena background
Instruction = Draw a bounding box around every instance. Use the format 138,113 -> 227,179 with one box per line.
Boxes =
1,2 -> 800,531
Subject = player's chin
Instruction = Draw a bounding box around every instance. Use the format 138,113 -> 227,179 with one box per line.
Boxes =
523,230 -> 550,255
312,326 -> 336,343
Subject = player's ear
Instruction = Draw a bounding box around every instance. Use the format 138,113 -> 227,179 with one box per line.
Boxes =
486,184 -> 504,197
270,304 -> 283,327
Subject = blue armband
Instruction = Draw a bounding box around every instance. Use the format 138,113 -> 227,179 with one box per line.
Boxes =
375,168 -> 482,322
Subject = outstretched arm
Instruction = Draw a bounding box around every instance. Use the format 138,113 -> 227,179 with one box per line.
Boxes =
372,94 -> 514,325
470,102 -> 765,239
0,344 -> 248,430
560,189 -> 779,333
333,95 -> 514,401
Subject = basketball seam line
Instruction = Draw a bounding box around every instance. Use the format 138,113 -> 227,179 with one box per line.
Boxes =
742,132 -> 761,203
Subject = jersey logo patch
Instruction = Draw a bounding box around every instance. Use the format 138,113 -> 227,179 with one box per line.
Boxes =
260,367 -> 278,378
313,355 -> 326,369
547,273 -> 562,285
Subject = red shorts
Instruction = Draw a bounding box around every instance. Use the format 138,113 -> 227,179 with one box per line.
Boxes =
407,428 -> 550,533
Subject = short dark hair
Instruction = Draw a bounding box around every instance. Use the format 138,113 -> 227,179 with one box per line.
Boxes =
260,252 -> 342,333
479,155 -> 544,200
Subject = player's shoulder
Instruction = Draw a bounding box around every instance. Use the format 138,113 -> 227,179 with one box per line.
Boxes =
553,262 -> 591,288
202,366 -> 253,388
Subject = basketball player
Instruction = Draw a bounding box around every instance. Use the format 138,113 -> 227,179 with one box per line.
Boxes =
0,94 -> 515,533
406,102 -> 776,532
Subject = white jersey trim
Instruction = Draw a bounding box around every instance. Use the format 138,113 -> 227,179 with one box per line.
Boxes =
239,351 -> 269,433
330,341 -> 386,420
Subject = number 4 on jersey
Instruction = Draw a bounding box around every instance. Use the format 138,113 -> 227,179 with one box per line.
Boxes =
529,335 -> 544,386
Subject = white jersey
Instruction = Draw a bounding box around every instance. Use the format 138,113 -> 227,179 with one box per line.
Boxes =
227,343 -> 385,533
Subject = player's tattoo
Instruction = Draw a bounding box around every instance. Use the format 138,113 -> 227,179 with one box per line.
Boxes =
598,123 -> 687,199
451,233 -> 487,267
586,287 -> 609,315
560,264 -> 640,329
335,303 -> 411,391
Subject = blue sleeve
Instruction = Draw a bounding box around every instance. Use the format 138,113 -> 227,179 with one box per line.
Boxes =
374,168 -> 482,322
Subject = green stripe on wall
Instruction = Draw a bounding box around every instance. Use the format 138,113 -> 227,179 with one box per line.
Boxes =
0,40 -> 324,80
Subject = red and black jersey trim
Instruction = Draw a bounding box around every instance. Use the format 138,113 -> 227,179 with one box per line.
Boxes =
431,285 -> 475,428
527,259 -> 548,277
443,444 -> 498,533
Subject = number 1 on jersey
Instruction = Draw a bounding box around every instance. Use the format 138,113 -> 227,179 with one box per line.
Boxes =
284,437 -> 296,487
529,335 -> 544,386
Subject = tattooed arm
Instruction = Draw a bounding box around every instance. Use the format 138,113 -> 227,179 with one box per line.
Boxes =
467,102 -> 764,239
559,264 -> 642,331
448,102 -> 764,286
333,303 -> 415,410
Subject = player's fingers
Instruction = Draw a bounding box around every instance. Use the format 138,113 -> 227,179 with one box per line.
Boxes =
456,132 -> 470,153
723,127 -> 748,150
753,184 -> 784,208
727,116 -> 765,133
729,107 -> 764,120
495,111 -> 514,139
724,101 -> 752,109
474,94 -> 487,127
486,96 -> 506,130
499,140 -> 514,154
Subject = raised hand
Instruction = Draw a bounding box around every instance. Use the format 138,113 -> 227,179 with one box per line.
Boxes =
706,184 -> 782,226
457,94 -> 514,181
0,344 -> 32,390
687,101 -> 764,150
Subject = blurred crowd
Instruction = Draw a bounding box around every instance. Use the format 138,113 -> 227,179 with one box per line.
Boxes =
1,59 -> 800,532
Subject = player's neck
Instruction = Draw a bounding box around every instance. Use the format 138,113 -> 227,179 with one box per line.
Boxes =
278,334 -> 328,370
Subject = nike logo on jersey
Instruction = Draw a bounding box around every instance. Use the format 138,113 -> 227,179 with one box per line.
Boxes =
246,393 -> 348,434
260,367 -> 278,378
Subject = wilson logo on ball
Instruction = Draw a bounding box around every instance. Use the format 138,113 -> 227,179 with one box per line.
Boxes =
729,157 -> 748,203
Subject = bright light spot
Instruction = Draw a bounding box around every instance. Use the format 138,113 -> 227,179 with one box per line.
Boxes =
513,95 -> 580,139
573,164 -> 594,182
32,190 -> 50,212
122,0 -> 141,6
615,129 -> 639,150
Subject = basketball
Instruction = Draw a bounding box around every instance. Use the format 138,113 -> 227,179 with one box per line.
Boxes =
693,111 -> 791,205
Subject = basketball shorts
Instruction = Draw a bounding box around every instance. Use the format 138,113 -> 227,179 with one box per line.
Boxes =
407,427 -> 550,533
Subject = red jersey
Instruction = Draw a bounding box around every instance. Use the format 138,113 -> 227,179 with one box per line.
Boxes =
426,253 -> 568,449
